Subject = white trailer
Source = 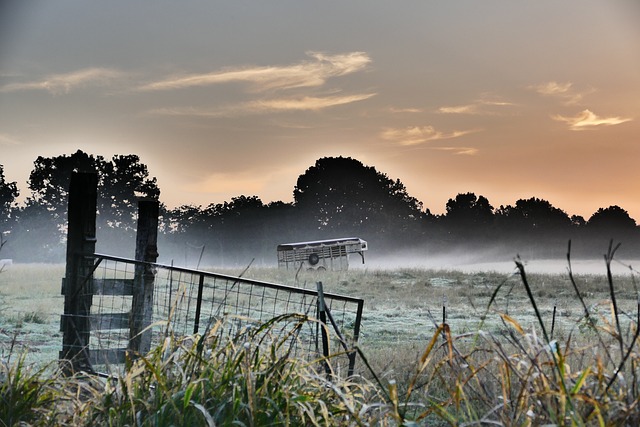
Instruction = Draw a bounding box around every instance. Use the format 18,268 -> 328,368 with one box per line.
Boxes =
277,237 -> 368,271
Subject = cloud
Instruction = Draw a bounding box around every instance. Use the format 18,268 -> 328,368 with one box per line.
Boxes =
138,51 -> 371,92
432,147 -> 479,156
0,133 -> 21,145
531,81 -> 590,105
552,109 -> 632,130
438,97 -> 515,115
438,105 -> 478,114
0,68 -> 124,94
148,93 -> 376,117
244,93 -> 376,112
380,126 -> 476,146
534,81 -> 573,96
389,107 -> 423,113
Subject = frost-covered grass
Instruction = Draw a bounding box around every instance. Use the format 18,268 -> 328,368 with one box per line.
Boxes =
2,257 -> 640,368
0,264 -> 65,366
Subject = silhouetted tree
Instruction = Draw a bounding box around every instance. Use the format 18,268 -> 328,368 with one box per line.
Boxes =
161,198 -> 300,267
587,206 -> 636,232
0,164 -> 19,232
160,203 -> 208,265
444,193 -> 494,239
576,206 -> 639,255
570,215 -> 586,228
27,150 -> 102,221
100,154 -> 161,231
586,205 -> 640,256
212,195 -> 267,263
14,151 -> 101,260
493,197 -> 573,257
165,204 -> 207,235
14,150 -> 160,261
495,197 -> 571,234
293,157 -> 424,246
263,200 -> 298,244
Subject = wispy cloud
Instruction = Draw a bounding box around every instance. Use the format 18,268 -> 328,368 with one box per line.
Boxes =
438,97 -> 515,115
439,105 -> 478,114
531,81 -> 591,105
138,51 -> 371,92
0,68 -> 124,94
0,133 -> 22,145
380,126 -> 476,146
432,146 -> 479,156
389,107 -> 423,113
245,93 -> 376,112
552,109 -> 632,130
534,81 -> 573,96
147,93 -> 376,117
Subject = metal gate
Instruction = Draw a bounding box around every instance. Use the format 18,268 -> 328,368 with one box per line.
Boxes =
61,253 -> 364,376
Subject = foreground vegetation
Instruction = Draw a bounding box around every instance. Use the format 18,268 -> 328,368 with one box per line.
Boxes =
3,244 -> 640,424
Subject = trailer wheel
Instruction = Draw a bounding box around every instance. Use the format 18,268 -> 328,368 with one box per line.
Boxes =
308,253 -> 320,266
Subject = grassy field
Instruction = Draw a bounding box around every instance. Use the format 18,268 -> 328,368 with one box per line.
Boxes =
2,258 -> 639,370
242,259 -> 640,377
4,255 -> 640,424
0,263 -> 65,366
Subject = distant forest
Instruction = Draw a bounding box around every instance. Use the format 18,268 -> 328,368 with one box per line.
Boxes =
1,150 -> 638,265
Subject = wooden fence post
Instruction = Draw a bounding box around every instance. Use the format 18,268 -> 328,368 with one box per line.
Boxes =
316,281 -> 332,377
60,172 -> 98,374
129,199 -> 159,356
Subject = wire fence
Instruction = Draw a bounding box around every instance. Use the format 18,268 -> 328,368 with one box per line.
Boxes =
83,253 -> 364,376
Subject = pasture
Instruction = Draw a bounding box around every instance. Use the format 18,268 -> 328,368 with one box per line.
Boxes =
2,257 -> 639,369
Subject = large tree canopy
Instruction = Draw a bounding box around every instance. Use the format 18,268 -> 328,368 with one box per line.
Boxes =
99,154 -> 161,230
495,197 -> 572,233
588,205 -> 637,230
26,150 -> 159,227
15,150 -> 160,261
293,156 -> 424,241
444,193 -> 494,238
27,150 -> 102,219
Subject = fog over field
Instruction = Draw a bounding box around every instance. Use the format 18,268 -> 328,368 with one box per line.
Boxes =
363,246 -> 640,276
157,233 -> 640,276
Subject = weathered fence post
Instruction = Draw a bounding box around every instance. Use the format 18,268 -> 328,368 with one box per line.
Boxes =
129,199 -> 159,356
317,281 -> 361,377
60,172 -> 98,374
316,282 -> 332,377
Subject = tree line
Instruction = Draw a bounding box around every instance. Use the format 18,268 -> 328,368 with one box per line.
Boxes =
1,151 -> 637,265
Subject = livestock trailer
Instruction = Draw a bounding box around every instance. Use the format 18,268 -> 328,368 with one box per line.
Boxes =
277,237 -> 368,271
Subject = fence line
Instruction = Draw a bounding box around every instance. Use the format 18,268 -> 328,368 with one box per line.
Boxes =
77,253 -> 364,376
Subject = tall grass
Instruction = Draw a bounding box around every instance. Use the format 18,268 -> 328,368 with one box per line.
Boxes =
73,313 -> 379,426
1,314 -> 383,426
0,351 -> 60,426
355,241 -> 640,425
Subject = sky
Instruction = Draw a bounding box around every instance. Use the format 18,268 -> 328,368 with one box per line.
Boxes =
1,1 -> 639,220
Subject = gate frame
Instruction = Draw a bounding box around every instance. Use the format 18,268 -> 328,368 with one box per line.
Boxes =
60,172 -> 160,373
